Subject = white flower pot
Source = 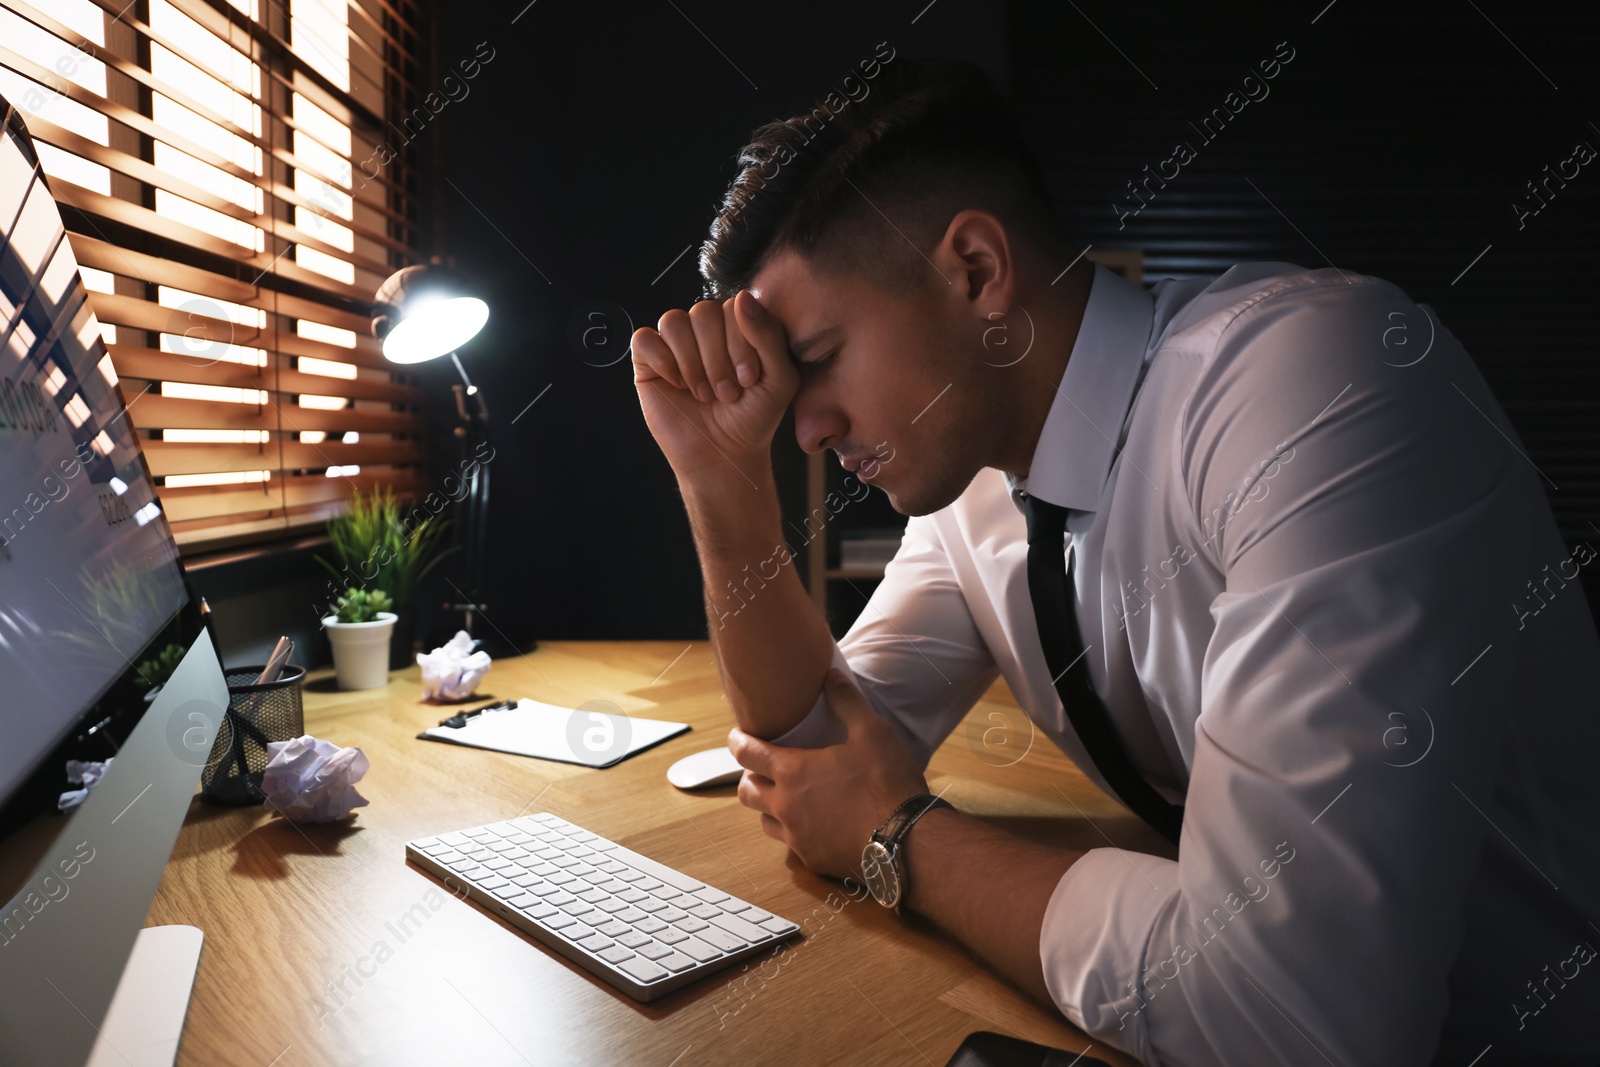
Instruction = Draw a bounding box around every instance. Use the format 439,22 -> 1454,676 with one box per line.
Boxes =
323,611 -> 397,691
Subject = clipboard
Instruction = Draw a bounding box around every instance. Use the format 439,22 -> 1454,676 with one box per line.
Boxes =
417,698 -> 690,768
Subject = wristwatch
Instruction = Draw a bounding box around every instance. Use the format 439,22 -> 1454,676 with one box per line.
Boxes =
860,793 -> 954,911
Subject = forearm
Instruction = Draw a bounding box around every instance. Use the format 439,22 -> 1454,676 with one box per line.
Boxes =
900,807 -> 1083,1005
680,464 -> 834,739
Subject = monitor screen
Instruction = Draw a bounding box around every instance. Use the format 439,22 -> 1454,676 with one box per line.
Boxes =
0,101 -> 188,808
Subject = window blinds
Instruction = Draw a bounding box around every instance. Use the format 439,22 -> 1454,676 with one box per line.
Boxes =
1,0 -> 428,551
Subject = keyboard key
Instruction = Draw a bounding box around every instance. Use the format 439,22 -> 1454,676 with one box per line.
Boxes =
544,912 -> 579,930
569,846 -> 596,859
576,933 -> 612,952
596,898 -> 630,914
511,874 -> 542,889
548,872 -> 578,886
457,864 -> 491,879
676,937 -> 722,963
598,880 -> 630,893
502,847 -> 531,860
598,945 -> 635,965
431,850 -> 464,865
521,902 -> 557,920
697,927 -> 748,953
658,906 -> 688,923
676,918 -> 709,933
689,904 -> 722,921
656,952 -> 696,973
760,917 -> 799,936
484,859 -> 515,872
557,900 -> 594,917
710,913 -> 768,943
528,882 -> 561,897
614,869 -> 645,883
636,941 -> 672,960
576,888 -> 608,904
656,928 -> 689,945
579,870 -> 610,886
634,877 -> 664,892
615,908 -> 649,925
616,930 -> 651,948
569,863 -> 597,878
546,891 -> 576,907
721,899 -> 752,913
477,876 -> 510,891
587,839 -> 617,853
636,918 -> 668,934
637,899 -> 667,913
741,907 -> 774,924
618,957 -> 667,984
439,833 -> 470,846
500,891 -> 535,907
655,891 -> 690,907
693,887 -> 730,904
608,846 -> 706,893
595,920 -> 630,937
616,889 -> 647,904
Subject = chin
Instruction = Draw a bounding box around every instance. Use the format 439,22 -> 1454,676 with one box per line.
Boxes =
885,471 -> 974,517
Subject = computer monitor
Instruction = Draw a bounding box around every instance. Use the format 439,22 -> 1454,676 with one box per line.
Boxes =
0,96 -> 232,1067
0,98 -> 191,824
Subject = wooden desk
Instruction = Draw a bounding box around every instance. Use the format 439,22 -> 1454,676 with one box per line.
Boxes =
4,642 -> 1172,1066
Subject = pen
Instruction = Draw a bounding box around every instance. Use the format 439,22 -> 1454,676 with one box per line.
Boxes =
439,699 -> 516,729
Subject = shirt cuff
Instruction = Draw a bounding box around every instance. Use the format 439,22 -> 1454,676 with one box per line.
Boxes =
1040,847 -> 1180,1063
767,643 -> 851,749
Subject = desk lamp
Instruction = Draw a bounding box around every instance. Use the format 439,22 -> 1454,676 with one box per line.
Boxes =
372,262 -> 491,634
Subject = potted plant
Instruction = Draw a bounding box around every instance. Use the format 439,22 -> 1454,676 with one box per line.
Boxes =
316,486 -> 453,670
322,588 -> 397,690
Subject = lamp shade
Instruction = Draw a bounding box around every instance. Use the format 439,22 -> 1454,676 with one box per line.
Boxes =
371,264 -> 489,364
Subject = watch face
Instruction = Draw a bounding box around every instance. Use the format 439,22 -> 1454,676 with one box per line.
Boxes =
861,840 -> 900,908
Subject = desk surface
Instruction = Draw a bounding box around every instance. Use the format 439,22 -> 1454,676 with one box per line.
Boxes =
4,641 -> 1171,1067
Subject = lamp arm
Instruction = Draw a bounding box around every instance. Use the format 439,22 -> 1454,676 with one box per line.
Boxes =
448,351 -> 489,422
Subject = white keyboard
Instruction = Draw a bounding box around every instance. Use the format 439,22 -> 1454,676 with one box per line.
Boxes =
405,813 -> 801,1002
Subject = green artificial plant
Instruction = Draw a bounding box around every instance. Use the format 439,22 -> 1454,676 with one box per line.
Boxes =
315,485 -> 453,614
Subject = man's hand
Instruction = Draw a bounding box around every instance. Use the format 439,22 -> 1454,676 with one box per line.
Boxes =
631,290 -> 799,482
729,668 -> 930,878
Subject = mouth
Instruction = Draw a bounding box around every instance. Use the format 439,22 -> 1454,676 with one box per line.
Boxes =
841,453 -> 883,481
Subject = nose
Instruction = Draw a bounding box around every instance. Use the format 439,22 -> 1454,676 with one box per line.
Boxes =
792,382 -> 847,456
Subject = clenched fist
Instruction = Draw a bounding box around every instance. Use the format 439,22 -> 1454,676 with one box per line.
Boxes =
631,290 -> 799,482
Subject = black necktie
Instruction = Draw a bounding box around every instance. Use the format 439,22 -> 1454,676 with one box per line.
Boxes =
1021,491 -> 1184,847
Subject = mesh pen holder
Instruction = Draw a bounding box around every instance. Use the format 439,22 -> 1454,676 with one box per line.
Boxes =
199,664 -> 307,806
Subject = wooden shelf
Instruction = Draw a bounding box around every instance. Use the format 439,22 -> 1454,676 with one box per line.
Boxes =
825,565 -> 887,579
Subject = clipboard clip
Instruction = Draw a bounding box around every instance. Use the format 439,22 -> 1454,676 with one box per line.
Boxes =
439,699 -> 516,729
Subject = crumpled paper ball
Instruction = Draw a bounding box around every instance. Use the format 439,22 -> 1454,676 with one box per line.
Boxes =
58,758 -> 113,812
260,735 -> 370,823
417,630 -> 492,702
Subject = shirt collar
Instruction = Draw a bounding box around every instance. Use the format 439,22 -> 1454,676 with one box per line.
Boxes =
1004,262 -> 1156,514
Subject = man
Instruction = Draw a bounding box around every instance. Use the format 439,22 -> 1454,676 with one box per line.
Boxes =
631,57 -> 1600,1065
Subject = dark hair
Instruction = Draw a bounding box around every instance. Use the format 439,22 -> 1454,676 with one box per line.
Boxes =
698,55 -> 1070,302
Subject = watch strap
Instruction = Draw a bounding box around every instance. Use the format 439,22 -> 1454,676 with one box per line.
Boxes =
879,793 -> 952,851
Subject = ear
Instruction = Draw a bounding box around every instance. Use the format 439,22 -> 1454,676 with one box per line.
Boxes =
935,209 -> 1016,325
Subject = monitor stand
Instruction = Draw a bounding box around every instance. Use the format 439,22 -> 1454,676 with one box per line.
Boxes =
86,926 -> 203,1067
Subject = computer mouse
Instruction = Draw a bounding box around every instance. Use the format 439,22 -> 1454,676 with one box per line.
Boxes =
666,747 -> 745,790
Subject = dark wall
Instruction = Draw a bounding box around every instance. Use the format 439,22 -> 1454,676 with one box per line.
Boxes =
1010,0 -> 1599,613
430,0 -> 1008,644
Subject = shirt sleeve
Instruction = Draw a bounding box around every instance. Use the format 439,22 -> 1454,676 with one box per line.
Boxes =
1040,276 -> 1535,1065
770,510 -> 1000,767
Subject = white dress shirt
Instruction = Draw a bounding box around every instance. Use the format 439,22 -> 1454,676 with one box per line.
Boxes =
773,261 -> 1600,1065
